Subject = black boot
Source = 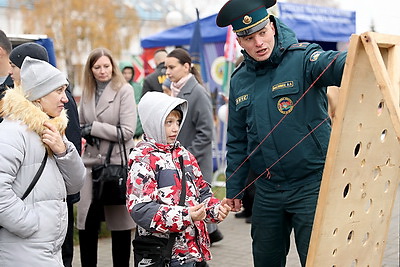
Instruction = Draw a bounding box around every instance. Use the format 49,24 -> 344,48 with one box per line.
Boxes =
209,229 -> 224,245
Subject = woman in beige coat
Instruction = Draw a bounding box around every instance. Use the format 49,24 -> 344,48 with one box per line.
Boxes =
77,47 -> 136,267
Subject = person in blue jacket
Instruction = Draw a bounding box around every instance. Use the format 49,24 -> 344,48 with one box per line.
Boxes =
216,0 -> 347,266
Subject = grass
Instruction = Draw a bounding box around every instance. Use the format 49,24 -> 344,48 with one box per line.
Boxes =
212,170 -> 227,200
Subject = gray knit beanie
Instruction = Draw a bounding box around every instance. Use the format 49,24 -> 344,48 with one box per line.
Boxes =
21,56 -> 68,101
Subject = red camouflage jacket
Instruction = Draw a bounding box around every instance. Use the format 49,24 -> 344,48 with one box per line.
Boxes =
127,137 -> 221,264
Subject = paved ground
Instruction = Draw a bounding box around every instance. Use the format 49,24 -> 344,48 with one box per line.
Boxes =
72,186 -> 399,267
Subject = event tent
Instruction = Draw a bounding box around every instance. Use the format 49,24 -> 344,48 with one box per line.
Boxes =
141,2 -> 356,49
140,2 -> 355,84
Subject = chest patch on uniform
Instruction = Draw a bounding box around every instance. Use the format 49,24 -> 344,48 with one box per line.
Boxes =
277,97 -> 294,114
236,94 -> 249,105
310,51 -> 321,62
272,81 -> 294,91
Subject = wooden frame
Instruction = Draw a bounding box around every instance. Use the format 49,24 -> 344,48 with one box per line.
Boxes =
307,32 -> 400,267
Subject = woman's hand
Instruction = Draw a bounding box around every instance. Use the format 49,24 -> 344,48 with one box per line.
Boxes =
217,198 -> 232,221
42,121 -> 66,155
189,203 -> 206,222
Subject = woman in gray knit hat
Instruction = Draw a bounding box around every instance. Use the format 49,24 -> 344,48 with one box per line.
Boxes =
0,57 -> 85,267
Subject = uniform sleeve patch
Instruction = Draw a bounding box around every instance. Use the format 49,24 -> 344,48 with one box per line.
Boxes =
272,81 -> 294,91
235,94 -> 249,105
310,51 -> 322,62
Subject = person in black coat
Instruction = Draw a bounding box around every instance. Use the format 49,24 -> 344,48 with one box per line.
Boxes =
141,49 -> 167,96
0,30 -> 13,123
8,42 -> 81,267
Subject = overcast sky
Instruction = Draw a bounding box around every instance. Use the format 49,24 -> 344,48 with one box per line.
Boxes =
338,0 -> 400,35
193,0 -> 400,36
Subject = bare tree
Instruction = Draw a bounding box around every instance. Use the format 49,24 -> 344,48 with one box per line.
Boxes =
16,0 -> 139,92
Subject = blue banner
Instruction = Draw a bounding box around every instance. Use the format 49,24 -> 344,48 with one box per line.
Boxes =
279,2 -> 356,42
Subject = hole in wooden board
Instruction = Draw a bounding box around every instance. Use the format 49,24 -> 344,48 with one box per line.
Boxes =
361,159 -> 366,167
347,230 -> 354,244
332,248 -> 337,256
372,167 -> 381,181
354,142 -> 362,157
349,210 -> 355,218
364,198 -> 372,213
379,209 -> 384,218
377,100 -> 384,116
343,183 -> 351,198
333,228 -> 338,236
362,232 -> 370,246
361,183 -> 366,191
380,129 -> 387,142
384,180 -> 390,193
342,168 -> 347,176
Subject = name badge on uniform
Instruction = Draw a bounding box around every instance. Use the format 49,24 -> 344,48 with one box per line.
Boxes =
272,81 -> 294,91
236,94 -> 249,105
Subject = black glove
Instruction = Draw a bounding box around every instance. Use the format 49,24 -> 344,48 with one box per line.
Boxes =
81,124 -> 100,149
85,135 -> 100,149
80,123 -> 92,137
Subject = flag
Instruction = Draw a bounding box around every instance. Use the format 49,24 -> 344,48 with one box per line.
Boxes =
189,8 -> 208,83
222,25 -> 237,96
132,55 -> 144,84
217,25 -> 237,173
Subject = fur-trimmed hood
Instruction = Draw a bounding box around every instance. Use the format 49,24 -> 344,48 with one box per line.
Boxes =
0,86 -> 68,153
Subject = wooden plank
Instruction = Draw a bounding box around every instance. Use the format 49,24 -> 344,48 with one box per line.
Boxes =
306,32 -> 400,267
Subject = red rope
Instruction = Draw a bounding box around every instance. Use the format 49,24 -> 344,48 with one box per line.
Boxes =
214,52 -> 342,199
231,116 -> 330,199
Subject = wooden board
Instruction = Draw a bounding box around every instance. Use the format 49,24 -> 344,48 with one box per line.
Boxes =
306,32 -> 400,267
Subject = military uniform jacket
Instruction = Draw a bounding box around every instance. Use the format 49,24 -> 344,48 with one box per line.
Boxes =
226,17 -> 347,198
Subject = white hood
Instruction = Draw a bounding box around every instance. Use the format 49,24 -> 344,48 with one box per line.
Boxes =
138,92 -> 188,144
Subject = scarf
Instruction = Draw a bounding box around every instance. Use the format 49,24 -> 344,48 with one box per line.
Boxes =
171,73 -> 192,97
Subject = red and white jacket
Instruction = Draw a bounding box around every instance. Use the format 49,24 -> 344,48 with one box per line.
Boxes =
127,137 -> 222,264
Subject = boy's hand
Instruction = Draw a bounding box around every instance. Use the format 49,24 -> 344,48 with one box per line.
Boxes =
217,198 -> 232,221
189,203 -> 206,221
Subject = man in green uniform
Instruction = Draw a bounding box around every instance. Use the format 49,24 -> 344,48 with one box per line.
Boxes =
216,0 -> 347,266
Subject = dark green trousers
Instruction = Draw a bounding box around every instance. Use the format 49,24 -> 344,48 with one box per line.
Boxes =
251,180 -> 321,267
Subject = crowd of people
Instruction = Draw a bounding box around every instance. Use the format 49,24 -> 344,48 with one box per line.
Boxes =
0,0 -> 350,265
0,31 -> 230,266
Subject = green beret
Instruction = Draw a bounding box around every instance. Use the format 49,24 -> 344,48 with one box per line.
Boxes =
216,0 -> 276,37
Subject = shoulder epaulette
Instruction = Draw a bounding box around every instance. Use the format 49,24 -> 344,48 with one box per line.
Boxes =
288,42 -> 311,50
231,61 -> 245,77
